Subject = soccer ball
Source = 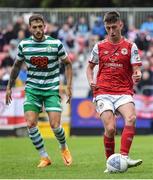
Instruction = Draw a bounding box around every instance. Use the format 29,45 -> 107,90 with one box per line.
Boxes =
106,153 -> 128,173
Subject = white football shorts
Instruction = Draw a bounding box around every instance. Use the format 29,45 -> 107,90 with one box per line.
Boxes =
93,94 -> 134,115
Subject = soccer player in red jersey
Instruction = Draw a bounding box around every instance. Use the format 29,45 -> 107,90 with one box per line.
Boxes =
86,11 -> 142,172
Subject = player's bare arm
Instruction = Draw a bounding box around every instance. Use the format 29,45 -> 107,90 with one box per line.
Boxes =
86,62 -> 96,90
132,65 -> 142,84
5,60 -> 23,105
63,56 -> 73,104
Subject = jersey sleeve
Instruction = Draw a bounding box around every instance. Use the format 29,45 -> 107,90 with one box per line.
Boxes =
89,43 -> 99,64
130,43 -> 142,66
58,40 -> 68,61
16,42 -> 24,61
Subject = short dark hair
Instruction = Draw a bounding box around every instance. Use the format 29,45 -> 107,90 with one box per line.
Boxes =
103,11 -> 120,23
29,14 -> 44,25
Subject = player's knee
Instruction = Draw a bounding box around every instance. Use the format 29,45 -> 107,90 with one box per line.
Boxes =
25,112 -> 38,128
106,126 -> 116,137
50,121 -> 60,129
27,121 -> 37,128
126,114 -> 136,125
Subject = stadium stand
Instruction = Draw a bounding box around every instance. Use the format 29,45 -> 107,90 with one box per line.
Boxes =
0,8 -> 153,136
0,8 -> 153,96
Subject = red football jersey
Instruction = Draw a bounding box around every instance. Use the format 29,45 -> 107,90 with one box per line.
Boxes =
89,37 -> 142,96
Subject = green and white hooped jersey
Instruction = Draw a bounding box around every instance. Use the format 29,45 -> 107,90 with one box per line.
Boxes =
17,35 -> 67,92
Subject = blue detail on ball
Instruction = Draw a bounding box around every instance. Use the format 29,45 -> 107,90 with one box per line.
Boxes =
108,156 -> 121,170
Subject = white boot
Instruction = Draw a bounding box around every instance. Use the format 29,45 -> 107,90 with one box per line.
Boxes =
123,156 -> 142,168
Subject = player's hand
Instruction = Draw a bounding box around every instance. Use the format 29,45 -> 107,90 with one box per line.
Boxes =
90,80 -> 97,91
66,86 -> 72,104
132,70 -> 142,84
5,88 -> 12,105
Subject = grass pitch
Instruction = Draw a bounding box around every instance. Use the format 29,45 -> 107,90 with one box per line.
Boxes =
0,135 -> 153,179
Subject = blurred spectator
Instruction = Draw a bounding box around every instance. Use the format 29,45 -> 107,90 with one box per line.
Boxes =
3,24 -> 16,44
0,28 -> 5,52
89,34 -> 99,51
75,35 -> 87,54
140,15 -> 153,38
66,15 -> 75,31
135,31 -> 151,51
1,53 -> 14,68
137,60 -> 153,96
8,39 -> 18,60
75,17 -> 90,55
121,19 -> 128,37
127,25 -> 138,42
13,16 -> 25,38
0,53 -> 14,89
91,17 -> 106,40
76,17 -> 90,39
146,43 -> 153,71
58,23 -> 75,51
147,42 -> 153,53
19,23 -> 30,38
149,54 -> 153,71
46,22 -> 59,39
17,29 -> 26,42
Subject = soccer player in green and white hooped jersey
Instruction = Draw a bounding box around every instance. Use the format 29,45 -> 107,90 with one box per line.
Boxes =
5,14 -> 73,168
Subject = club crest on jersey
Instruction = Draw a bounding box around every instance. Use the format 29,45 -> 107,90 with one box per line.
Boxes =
104,51 -> 109,55
121,48 -> 128,55
46,46 -> 52,53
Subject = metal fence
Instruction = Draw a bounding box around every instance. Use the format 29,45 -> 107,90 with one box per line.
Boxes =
0,7 -> 153,29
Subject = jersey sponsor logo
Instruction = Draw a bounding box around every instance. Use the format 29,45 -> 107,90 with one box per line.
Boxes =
104,62 -> 123,68
110,57 -> 118,62
30,56 -> 49,69
121,48 -> 128,55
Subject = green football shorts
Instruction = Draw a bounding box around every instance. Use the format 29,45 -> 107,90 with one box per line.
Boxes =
24,88 -> 62,113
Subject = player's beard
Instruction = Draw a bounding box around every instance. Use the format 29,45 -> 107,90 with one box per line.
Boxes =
33,31 -> 44,41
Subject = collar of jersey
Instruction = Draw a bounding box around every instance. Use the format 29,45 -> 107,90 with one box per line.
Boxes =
31,35 -> 47,42
107,36 -> 124,45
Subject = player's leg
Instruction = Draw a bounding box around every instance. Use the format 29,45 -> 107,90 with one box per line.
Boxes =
24,89 -> 51,168
100,110 -> 116,159
95,97 -> 116,159
117,101 -> 142,168
100,111 -> 116,173
47,111 -> 72,166
45,95 -> 72,166
94,96 -> 116,173
117,102 -> 136,156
